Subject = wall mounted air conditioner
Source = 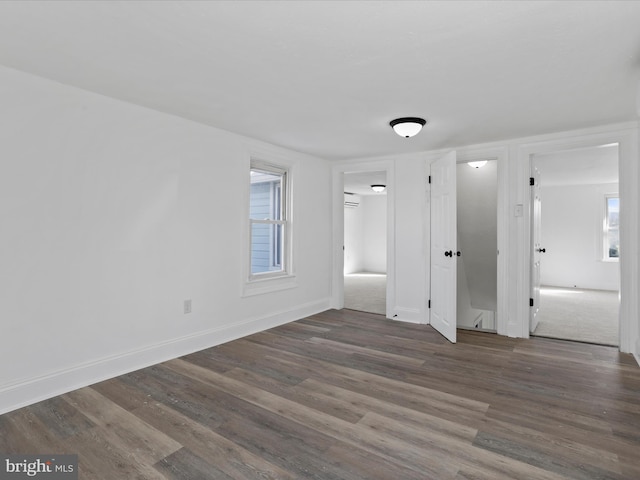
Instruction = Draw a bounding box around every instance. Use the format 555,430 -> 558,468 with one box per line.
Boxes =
344,192 -> 361,208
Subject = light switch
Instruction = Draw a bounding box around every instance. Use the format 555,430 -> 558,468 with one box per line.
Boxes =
514,204 -> 523,217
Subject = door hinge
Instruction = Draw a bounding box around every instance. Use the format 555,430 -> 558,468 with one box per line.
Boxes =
529,177 -> 535,186
428,299 -> 431,309
428,175 -> 431,184
529,298 -> 534,307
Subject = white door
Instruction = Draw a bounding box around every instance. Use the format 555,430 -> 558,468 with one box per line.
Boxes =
530,167 -> 542,332
430,151 -> 457,343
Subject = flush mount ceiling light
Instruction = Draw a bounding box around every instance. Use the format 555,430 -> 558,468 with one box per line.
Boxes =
390,117 -> 426,138
467,160 -> 488,169
371,184 -> 386,193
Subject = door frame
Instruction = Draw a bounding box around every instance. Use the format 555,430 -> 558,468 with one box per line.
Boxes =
516,126 -> 639,353
425,147 -> 508,335
529,165 -> 542,333
331,160 -> 395,317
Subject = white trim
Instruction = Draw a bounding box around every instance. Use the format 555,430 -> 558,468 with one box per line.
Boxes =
243,154 -> 297,297
389,307 -> 423,324
0,298 -> 330,416
451,121 -> 639,155
331,168 -> 346,309
242,274 -> 298,297
248,161 -> 290,281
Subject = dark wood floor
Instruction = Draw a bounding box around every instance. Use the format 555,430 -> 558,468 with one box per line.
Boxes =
1,309 -> 639,479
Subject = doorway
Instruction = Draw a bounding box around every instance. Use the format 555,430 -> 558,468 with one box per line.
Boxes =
530,144 -> 620,346
427,148 -> 507,342
456,159 -> 498,332
343,171 -> 387,315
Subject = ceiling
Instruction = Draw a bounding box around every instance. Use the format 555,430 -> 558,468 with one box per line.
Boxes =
344,171 -> 387,196
534,144 -> 619,186
0,1 -> 638,160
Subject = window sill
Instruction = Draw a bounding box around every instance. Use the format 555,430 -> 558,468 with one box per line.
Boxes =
242,274 -> 297,297
601,258 -> 620,263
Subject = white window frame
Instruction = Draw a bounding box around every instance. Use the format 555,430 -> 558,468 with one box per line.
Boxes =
602,193 -> 620,262
245,158 -> 295,293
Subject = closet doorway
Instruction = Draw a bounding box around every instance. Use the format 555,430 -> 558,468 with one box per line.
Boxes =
456,159 -> 498,332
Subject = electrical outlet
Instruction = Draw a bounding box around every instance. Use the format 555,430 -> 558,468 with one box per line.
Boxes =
184,299 -> 192,314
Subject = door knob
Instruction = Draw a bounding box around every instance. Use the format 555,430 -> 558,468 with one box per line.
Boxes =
537,248 -> 546,253
444,250 -> 453,257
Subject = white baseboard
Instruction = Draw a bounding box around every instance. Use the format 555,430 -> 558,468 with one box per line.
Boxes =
390,306 -> 424,324
0,298 -> 330,416
393,316 -> 424,325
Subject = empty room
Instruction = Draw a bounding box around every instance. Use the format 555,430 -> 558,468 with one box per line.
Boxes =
1,1 -> 640,479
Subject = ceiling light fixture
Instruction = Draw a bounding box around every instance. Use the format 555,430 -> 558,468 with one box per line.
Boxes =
390,117 -> 426,138
371,184 -> 386,193
467,161 -> 488,169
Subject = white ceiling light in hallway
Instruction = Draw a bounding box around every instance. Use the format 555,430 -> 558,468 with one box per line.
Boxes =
390,117 -> 426,138
467,161 -> 488,168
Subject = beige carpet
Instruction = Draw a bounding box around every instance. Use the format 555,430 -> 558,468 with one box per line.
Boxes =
532,286 -> 619,346
344,272 -> 386,315
344,278 -> 619,346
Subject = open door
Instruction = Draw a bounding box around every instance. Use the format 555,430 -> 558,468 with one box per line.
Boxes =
530,166 -> 542,332
430,151 -> 457,343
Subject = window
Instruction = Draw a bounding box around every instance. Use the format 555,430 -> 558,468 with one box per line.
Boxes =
604,195 -> 619,261
249,161 -> 289,279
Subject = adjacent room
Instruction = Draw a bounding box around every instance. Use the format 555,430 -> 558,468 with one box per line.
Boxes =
343,171 -> 387,316
531,144 -> 620,346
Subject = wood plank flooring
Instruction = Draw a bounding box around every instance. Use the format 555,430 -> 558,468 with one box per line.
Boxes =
1,309 -> 639,479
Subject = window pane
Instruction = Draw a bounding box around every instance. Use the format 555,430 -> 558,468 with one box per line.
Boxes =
250,222 -> 284,275
250,169 -> 282,220
607,229 -> 619,258
607,197 -> 619,228
606,197 -> 620,259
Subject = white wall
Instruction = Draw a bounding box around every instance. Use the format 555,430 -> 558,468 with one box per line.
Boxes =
456,160 -> 498,330
637,105 -> 640,363
540,183 -> 620,290
457,161 -> 498,311
343,195 -> 386,274
362,195 -> 387,273
0,65 -> 333,414
457,256 -> 495,330
343,203 -> 364,274
390,157 -> 426,322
